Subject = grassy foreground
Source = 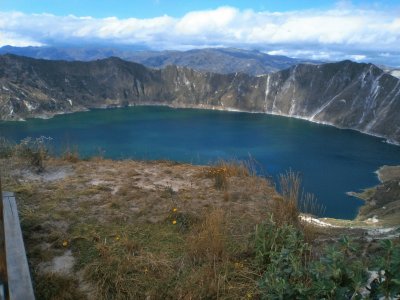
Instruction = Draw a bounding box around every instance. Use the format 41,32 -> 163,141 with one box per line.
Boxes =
0,138 -> 399,299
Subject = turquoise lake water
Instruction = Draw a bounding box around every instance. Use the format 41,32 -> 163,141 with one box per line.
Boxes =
1,106 -> 400,219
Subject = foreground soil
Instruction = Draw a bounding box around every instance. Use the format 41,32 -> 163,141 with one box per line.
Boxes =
1,157 -> 399,299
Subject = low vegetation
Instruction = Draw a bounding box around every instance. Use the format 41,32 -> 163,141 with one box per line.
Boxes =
0,138 -> 399,299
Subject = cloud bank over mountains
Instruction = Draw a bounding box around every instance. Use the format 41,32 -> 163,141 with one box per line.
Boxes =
1,4 -> 399,65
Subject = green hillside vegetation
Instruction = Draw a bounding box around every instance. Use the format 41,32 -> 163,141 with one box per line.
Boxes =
0,138 -> 399,299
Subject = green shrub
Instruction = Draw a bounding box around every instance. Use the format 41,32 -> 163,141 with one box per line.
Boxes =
255,218 -> 369,299
255,217 -> 311,299
374,239 -> 400,299
309,236 -> 367,299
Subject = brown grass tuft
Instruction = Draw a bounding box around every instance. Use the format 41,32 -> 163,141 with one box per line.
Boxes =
62,146 -> 80,163
270,194 -> 300,228
187,209 -> 227,264
203,159 -> 256,190
270,170 -> 302,228
271,170 -> 326,242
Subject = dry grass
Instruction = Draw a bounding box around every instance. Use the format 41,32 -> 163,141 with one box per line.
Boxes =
187,209 -> 227,264
270,170 -> 326,242
0,150 -> 346,300
62,146 -> 80,163
85,250 -> 175,299
270,170 -> 302,227
203,159 -> 256,190
180,208 -> 259,299
270,194 -> 299,227
180,209 -> 229,299
1,155 -> 273,299
34,272 -> 86,300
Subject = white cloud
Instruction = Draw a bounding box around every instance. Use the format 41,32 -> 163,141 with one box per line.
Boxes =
0,31 -> 43,47
176,7 -> 238,36
0,5 -> 399,64
348,54 -> 367,61
266,49 -> 338,61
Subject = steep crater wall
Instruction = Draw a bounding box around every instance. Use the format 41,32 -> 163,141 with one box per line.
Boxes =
0,55 -> 399,144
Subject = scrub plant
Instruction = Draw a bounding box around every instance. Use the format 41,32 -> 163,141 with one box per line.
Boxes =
255,218 -> 369,299
374,239 -> 400,299
255,216 -> 312,299
309,236 -> 367,299
14,136 -> 52,171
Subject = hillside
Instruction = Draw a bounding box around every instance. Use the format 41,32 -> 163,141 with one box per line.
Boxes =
1,54 -> 400,143
350,165 -> 400,225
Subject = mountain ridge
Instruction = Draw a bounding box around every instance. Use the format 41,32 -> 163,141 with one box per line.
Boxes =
0,46 -> 320,75
0,54 -> 399,144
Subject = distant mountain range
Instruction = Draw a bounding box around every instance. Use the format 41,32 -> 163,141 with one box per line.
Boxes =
0,46 -> 320,76
0,54 -> 399,144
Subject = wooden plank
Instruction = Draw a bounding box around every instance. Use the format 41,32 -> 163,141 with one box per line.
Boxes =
3,193 -> 35,300
0,177 -> 9,300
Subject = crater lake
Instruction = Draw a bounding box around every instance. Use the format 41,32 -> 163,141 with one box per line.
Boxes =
1,106 -> 400,219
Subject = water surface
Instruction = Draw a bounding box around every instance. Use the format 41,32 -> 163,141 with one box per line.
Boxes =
1,106 -> 400,219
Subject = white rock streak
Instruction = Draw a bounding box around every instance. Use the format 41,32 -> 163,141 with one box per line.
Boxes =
310,94 -> 339,121
264,74 -> 270,111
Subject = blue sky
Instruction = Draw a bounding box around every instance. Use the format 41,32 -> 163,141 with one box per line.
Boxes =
0,0 -> 336,18
2,0 -> 399,18
0,0 -> 400,66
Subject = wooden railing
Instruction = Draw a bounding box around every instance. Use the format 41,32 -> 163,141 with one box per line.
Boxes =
0,175 -> 8,300
0,176 -> 35,300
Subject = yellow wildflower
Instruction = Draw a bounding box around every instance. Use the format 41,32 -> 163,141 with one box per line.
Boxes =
62,240 -> 68,247
172,220 -> 177,225
234,262 -> 244,269
173,208 -> 177,212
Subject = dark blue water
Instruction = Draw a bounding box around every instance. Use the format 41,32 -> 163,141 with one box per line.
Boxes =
1,106 -> 400,219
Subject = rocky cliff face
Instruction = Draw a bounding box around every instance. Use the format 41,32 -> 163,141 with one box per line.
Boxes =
1,54 -> 399,144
